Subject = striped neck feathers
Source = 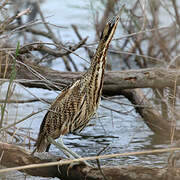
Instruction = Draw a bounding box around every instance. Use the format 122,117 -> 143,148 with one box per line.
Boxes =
88,16 -> 119,75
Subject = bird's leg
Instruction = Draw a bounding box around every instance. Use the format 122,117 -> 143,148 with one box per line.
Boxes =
47,136 -> 92,167
57,137 -> 94,167
57,137 -> 82,159
47,136 -> 72,158
47,136 -> 81,158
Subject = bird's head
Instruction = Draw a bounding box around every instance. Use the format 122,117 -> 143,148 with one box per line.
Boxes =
99,15 -> 119,46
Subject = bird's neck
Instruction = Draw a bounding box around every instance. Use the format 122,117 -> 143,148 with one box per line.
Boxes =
88,43 -> 107,85
84,42 -> 109,107
82,15 -> 119,107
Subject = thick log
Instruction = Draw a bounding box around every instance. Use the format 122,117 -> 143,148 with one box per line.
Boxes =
0,58 -> 180,93
0,141 -> 90,179
0,141 -> 180,180
103,68 -> 179,95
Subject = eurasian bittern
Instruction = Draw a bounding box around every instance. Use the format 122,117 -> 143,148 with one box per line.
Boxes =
33,15 -> 119,157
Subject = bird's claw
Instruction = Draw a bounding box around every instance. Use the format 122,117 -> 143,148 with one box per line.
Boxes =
67,161 -> 91,176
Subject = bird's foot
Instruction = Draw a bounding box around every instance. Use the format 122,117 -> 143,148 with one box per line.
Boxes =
66,160 -> 92,177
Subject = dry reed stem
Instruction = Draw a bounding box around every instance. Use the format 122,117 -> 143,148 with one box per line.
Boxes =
170,72 -> 178,144
0,0 -> 9,11
15,59 -> 62,91
16,8 -> 31,19
0,109 -> 46,132
0,98 -> 41,103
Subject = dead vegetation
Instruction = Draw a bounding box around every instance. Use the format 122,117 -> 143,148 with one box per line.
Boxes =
0,0 -> 180,179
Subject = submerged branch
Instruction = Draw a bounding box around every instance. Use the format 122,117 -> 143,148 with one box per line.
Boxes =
119,89 -> 180,139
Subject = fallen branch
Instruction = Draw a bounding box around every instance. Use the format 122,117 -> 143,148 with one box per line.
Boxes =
18,38 -> 88,58
0,58 -> 180,92
1,141 -> 180,180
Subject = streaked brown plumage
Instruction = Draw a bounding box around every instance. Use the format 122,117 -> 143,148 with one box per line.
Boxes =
35,16 -> 119,152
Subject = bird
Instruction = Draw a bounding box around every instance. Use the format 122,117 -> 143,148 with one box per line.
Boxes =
33,15 -> 119,157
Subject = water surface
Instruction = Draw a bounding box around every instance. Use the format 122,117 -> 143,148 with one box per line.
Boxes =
0,0 -> 172,179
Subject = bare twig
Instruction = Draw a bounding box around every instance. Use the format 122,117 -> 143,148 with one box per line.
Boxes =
18,38 -> 88,61
0,109 -> 47,132
0,98 -> 42,103
72,24 -> 94,59
0,0 -> 8,10
0,8 -> 31,34
171,0 -> 180,28
96,146 -> 110,180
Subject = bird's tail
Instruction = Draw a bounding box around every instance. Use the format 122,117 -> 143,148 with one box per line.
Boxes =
34,134 -> 49,153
